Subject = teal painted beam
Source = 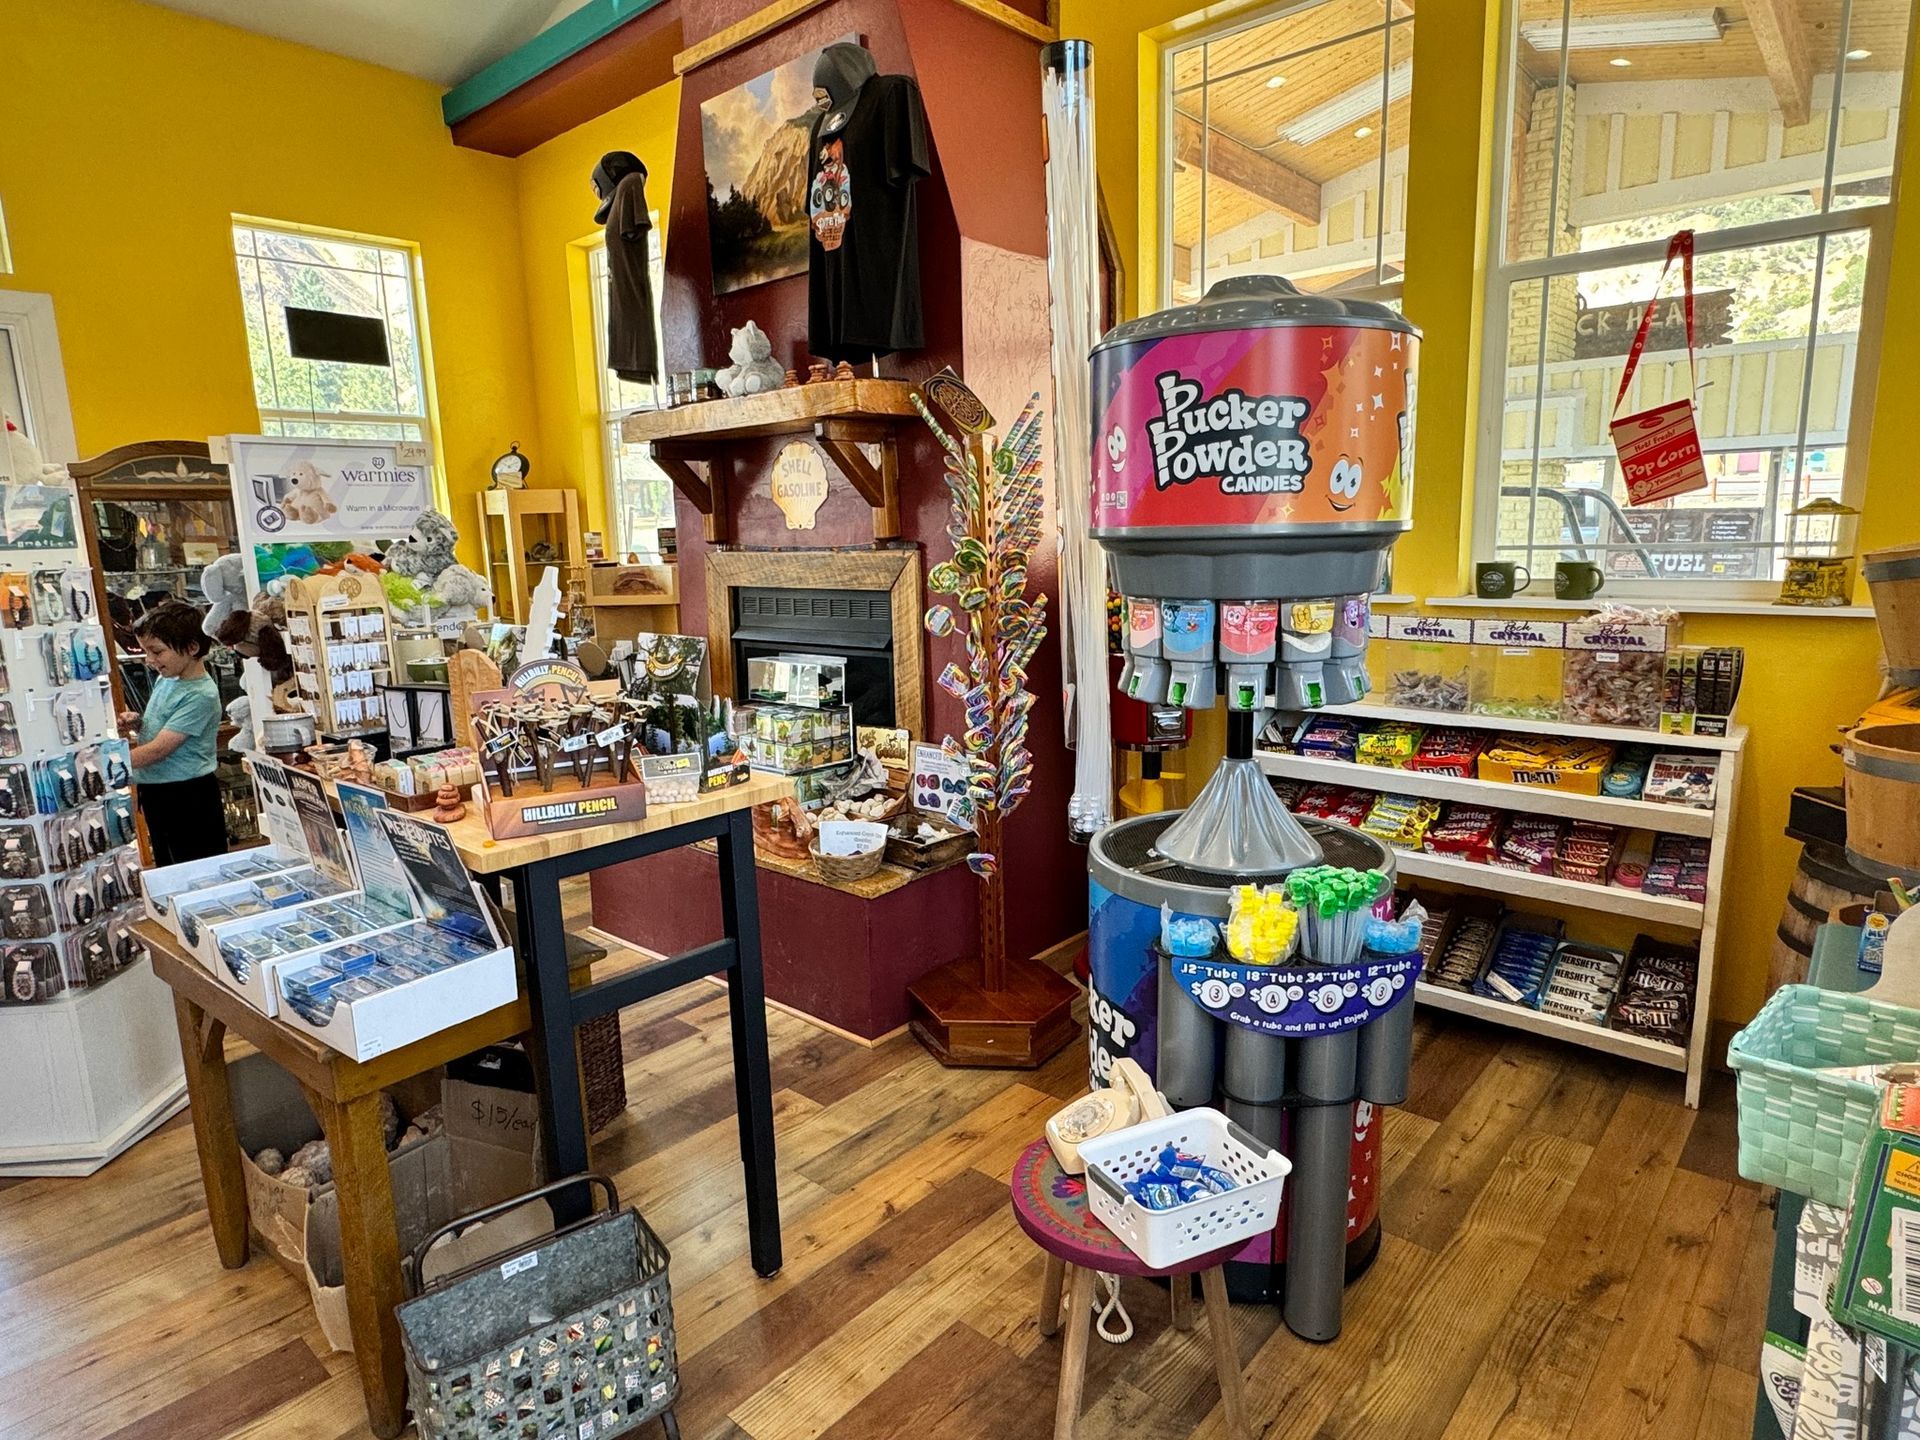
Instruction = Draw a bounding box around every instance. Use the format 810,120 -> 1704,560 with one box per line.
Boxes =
441,0 -> 671,127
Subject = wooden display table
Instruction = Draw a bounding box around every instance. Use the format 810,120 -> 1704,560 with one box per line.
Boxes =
145,921 -> 527,1439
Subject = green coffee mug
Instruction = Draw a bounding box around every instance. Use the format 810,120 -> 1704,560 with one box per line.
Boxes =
1555,561 -> 1606,600
1475,561 -> 1529,598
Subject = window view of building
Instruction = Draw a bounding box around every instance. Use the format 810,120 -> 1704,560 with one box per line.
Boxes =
1484,0 -> 1909,590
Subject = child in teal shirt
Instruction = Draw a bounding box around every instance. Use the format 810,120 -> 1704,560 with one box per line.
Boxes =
121,601 -> 226,865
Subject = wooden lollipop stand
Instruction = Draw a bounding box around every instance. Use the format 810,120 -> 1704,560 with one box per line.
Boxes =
905,408 -> 1077,1069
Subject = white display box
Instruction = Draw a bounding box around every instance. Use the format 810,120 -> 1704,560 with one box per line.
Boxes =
199,894 -> 412,1015
274,938 -> 517,1062
166,866 -> 346,948
141,845 -> 307,929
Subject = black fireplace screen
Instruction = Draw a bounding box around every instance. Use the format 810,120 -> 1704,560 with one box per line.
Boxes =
731,586 -> 896,728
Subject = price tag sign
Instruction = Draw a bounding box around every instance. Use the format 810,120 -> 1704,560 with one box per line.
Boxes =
911,742 -> 974,831
1610,230 -> 1709,506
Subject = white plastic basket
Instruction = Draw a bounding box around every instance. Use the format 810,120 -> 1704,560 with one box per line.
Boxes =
1079,1107 -> 1291,1270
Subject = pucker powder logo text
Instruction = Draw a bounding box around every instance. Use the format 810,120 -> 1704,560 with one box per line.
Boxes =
1145,370 -> 1313,495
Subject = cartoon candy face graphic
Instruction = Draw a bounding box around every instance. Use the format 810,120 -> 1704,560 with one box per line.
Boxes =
1328,457 -> 1364,512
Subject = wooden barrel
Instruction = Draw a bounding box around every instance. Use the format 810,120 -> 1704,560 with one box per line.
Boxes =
1842,723 -> 1920,877
1865,543 -> 1920,684
1768,841 -> 1882,994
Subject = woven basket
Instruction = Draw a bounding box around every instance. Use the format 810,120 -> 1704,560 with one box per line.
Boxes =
810,840 -> 886,884
579,1012 -> 627,1135
1728,982 -> 1920,1205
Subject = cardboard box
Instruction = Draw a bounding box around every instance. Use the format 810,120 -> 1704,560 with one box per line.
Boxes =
443,1044 -> 543,1203
229,1054 -> 439,1270
303,1130 -> 547,1352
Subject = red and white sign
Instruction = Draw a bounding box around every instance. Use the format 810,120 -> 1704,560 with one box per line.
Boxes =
1609,231 -> 1708,507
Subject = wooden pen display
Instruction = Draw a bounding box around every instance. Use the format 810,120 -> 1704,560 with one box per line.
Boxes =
467,658 -> 650,839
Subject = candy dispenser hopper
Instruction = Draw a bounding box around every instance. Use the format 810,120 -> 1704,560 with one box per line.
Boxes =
1090,275 -> 1419,874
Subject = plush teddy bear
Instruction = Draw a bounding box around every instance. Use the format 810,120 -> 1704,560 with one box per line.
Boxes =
279,461 -> 337,525
200,553 -> 249,640
716,321 -> 785,398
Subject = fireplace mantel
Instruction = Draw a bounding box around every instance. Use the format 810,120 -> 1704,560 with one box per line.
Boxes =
704,548 -> 925,738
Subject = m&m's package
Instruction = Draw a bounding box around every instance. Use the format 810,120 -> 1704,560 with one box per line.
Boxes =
1404,727 -> 1489,778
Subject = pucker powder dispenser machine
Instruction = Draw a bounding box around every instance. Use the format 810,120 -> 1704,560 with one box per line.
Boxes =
1084,274 -> 1422,1342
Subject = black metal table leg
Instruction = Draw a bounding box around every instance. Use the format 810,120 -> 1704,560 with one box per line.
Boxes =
517,856 -> 592,1224
718,806 -> 782,1277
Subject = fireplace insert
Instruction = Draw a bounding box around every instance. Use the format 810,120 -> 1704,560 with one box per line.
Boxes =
731,586 -> 896,728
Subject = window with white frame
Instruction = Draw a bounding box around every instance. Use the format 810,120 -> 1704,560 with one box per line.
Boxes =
587,233 -> 674,557
1481,0 -> 1912,594
1162,0 -> 1413,308
232,220 -> 433,442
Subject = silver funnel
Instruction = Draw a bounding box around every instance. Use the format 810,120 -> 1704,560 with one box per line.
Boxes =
1149,756 -> 1325,874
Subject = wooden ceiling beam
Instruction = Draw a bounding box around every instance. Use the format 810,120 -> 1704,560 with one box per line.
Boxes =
1172,111 -> 1321,226
1746,0 -> 1813,127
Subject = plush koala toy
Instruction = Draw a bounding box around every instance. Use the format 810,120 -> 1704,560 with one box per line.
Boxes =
716,321 -> 785,398
280,461 -> 337,524
200,553 -> 249,640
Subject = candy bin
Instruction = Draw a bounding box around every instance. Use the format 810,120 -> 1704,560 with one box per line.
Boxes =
1563,610 -> 1681,728
1382,615 -> 1472,712
1468,619 -> 1565,720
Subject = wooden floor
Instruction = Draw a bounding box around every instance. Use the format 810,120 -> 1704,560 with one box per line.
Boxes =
0,910 -> 1768,1440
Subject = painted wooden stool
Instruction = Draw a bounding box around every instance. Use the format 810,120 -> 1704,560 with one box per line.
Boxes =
1010,1139 -> 1251,1440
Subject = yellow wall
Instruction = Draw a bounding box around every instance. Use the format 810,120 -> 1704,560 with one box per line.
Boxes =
513,83 -> 682,543
1063,0 -> 1904,1024
0,0 -> 538,566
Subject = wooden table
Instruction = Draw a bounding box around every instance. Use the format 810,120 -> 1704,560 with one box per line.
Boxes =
144,920 -> 528,1439
438,772 -> 790,1271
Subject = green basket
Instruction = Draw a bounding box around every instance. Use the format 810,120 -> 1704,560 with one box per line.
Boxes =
1728,983 -> 1920,1205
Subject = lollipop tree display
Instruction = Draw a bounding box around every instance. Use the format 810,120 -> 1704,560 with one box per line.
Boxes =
906,380 -> 1078,1068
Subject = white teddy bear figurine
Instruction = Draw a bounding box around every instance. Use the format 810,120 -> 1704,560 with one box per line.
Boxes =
715,321 -> 785,398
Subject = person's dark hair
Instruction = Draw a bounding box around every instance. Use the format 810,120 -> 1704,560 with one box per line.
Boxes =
134,600 -> 212,660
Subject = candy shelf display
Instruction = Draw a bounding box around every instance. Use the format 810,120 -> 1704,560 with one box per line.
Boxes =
1256,702 -> 1743,1106
0,459 -> 182,1175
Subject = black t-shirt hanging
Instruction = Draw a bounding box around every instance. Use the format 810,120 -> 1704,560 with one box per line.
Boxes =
806,74 -> 930,364
603,170 -> 660,385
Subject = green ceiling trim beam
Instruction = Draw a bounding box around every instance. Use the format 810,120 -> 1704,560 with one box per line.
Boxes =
441,0 -> 671,126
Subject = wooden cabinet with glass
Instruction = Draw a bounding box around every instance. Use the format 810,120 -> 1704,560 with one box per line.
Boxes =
69,441 -> 258,843
476,487 -> 584,625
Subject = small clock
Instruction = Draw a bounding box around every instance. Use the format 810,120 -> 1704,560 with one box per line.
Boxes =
491,442 -> 531,490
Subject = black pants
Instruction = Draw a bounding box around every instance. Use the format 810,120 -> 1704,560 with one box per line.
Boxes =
137,772 -> 229,868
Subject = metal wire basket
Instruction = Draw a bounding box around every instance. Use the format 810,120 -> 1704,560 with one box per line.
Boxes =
398,1174 -> 680,1440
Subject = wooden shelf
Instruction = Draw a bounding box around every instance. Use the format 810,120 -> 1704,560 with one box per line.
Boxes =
1316,698 -> 1748,752
1391,848 -> 1705,929
619,380 -> 919,443
1414,982 -> 1688,1071
620,381 -> 917,544
1255,749 -> 1716,836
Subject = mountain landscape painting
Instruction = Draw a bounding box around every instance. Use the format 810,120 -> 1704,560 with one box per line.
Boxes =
700,41 -> 847,295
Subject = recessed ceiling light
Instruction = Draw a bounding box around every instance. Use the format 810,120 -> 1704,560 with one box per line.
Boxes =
1353,124 -> 1373,138
1848,47 -> 1873,60
1609,56 -> 1633,66
1266,75 -> 1286,88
